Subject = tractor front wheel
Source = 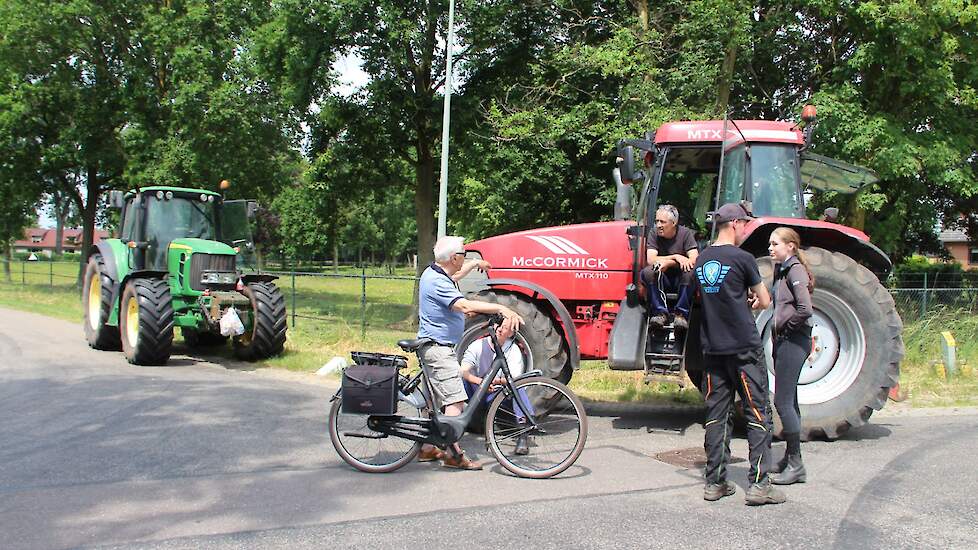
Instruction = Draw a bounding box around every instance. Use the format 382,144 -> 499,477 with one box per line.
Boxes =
119,278 -> 174,365
82,253 -> 121,351
232,282 -> 287,361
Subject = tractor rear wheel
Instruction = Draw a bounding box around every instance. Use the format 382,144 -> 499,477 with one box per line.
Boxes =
82,253 -> 121,351
233,282 -> 287,361
461,290 -> 569,383
119,278 -> 174,365
756,247 -> 903,440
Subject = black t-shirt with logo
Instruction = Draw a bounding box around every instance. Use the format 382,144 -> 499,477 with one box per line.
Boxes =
693,244 -> 763,354
647,225 -> 697,257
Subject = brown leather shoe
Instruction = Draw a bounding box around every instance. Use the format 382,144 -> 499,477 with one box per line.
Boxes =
442,453 -> 483,470
417,447 -> 447,462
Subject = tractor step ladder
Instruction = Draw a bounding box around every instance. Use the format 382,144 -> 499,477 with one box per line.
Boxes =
644,323 -> 689,388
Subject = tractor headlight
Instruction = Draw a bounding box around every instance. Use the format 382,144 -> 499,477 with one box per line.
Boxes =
201,271 -> 237,285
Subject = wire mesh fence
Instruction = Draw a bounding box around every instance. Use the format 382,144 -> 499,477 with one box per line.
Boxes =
2,257 -> 976,339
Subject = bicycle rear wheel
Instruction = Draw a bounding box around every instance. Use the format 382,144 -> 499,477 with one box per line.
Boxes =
328,395 -> 423,473
485,376 -> 587,479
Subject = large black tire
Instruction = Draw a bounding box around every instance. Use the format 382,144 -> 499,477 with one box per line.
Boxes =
756,247 -> 903,440
119,278 -> 174,366
233,282 -> 287,361
460,290 -> 570,383
82,253 -> 121,351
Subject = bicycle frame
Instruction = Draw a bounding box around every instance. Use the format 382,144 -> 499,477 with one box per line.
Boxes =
346,323 -> 542,449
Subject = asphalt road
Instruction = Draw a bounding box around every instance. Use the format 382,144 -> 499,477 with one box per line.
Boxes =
1,307 -> 976,550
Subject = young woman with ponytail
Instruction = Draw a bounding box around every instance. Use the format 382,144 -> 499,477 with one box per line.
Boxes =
767,227 -> 814,485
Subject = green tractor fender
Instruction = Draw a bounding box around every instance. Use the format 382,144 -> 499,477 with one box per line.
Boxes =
92,240 -> 132,326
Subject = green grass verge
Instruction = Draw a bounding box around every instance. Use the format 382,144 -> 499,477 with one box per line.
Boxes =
1,261 -> 976,407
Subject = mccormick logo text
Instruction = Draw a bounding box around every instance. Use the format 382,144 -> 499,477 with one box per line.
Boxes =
512,235 -> 609,269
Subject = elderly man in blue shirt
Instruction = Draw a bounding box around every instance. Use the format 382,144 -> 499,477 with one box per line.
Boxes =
417,235 -> 524,470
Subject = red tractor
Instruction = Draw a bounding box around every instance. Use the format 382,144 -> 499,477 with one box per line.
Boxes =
459,109 -> 903,440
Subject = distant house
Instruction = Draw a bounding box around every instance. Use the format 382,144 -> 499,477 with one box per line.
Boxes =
13,227 -> 110,256
939,229 -> 977,270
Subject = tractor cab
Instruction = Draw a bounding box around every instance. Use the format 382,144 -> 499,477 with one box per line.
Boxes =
614,110 -> 884,389
115,187 -> 258,274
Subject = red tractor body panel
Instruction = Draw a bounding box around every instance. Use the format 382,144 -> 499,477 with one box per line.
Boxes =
654,120 -> 804,146
467,221 -> 635,301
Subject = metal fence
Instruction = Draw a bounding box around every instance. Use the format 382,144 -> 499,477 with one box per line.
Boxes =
1,257 -> 976,337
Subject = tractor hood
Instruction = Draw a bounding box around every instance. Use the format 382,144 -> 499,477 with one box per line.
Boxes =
467,221 -> 635,273
168,238 -> 236,256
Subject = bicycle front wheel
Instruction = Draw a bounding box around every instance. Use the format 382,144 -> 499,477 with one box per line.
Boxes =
328,396 -> 423,473
485,376 -> 588,479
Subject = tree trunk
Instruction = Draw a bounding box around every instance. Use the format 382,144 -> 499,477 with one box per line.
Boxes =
3,243 -> 11,282
630,0 -> 649,33
415,150 -> 436,277
845,195 -> 866,232
716,38 -> 738,115
333,242 -> 339,273
77,166 -> 100,288
54,213 -> 64,255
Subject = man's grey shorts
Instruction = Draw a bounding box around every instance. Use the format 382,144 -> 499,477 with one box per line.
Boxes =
420,344 -> 468,407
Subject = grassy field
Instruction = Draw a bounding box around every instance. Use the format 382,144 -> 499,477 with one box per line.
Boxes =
2,260 -> 976,407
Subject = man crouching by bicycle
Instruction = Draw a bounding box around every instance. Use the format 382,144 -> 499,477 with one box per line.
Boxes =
460,322 -> 534,456
417,236 -> 524,470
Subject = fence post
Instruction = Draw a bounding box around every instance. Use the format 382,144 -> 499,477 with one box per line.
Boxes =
921,272 -> 928,317
21,261 -> 25,285
291,259 -> 297,328
49,260 -> 53,286
360,265 -> 367,341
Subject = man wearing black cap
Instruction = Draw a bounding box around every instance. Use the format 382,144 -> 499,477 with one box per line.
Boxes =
694,202 -> 784,505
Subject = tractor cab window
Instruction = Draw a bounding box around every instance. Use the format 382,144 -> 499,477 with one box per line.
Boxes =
649,146 -> 720,238
219,200 -> 258,271
718,144 -> 747,207
748,144 -> 803,218
144,195 -> 217,270
120,198 -> 139,241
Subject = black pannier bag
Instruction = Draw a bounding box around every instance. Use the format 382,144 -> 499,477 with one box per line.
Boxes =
341,352 -> 407,415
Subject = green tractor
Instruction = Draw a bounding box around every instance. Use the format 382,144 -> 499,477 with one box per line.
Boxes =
82,185 -> 287,365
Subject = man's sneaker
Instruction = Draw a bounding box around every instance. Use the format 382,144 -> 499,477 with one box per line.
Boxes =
442,453 -> 483,470
650,313 -> 668,329
673,314 -> 689,331
745,479 -> 787,506
703,480 -> 737,501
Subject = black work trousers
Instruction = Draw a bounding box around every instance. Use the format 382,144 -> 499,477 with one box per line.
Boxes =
701,346 -> 772,485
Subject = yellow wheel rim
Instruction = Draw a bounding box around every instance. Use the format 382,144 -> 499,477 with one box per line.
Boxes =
126,296 -> 140,347
87,275 -> 101,331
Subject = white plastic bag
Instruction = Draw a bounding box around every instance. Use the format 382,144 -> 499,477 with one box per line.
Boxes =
220,307 -> 245,336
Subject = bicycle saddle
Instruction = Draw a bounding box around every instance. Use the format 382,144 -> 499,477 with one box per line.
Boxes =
397,338 -> 433,352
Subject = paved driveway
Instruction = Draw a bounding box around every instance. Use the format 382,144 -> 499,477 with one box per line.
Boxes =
1,307 -> 975,549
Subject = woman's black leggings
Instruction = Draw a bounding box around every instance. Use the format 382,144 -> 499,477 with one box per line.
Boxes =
773,326 -> 812,434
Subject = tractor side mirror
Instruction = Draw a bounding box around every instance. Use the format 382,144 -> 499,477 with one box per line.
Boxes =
617,144 -> 636,184
108,190 -> 125,209
246,200 -> 259,220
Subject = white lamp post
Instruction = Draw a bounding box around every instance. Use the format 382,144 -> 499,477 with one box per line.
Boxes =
436,0 -> 455,239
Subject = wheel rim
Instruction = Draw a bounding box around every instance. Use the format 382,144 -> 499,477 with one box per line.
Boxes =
761,289 -> 866,405
126,296 -> 140,348
487,379 -> 584,477
330,398 -> 422,471
87,275 -> 101,330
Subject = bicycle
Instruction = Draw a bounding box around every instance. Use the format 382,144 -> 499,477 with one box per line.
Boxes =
328,315 -> 588,478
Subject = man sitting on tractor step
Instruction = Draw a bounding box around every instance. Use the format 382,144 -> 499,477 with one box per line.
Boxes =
640,204 -> 698,330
